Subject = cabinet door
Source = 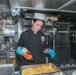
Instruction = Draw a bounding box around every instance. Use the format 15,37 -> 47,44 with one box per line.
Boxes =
54,47 -> 70,64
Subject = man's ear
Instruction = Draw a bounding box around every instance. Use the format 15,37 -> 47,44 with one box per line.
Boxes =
32,20 -> 34,24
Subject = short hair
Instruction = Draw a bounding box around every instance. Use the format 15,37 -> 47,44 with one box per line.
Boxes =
32,19 -> 44,23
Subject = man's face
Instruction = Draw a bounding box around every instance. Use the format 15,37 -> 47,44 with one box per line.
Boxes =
32,20 -> 43,33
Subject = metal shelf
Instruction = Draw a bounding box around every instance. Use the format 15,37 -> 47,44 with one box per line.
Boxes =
0,57 -> 7,59
9,49 -> 15,59
0,49 -> 16,64
9,56 -> 15,59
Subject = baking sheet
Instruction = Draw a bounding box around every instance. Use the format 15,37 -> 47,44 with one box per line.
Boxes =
20,63 -> 64,75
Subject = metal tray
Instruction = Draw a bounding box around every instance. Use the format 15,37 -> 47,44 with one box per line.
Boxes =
36,71 -> 67,75
20,63 -> 66,75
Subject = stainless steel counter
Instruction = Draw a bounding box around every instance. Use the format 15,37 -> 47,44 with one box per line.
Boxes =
59,64 -> 76,75
0,64 -> 14,75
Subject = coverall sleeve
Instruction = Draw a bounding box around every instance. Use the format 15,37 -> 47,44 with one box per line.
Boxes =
43,34 -> 48,50
16,33 -> 25,64
17,33 -> 25,47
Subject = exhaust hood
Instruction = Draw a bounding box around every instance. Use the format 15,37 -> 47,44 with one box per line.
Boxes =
9,0 -> 76,13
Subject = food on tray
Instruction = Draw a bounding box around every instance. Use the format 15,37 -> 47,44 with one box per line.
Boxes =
22,64 -> 60,75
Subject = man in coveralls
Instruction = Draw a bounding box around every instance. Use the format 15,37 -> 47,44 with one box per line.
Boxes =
16,13 -> 55,69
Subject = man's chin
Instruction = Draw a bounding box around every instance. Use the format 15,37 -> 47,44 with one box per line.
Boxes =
35,30 -> 38,32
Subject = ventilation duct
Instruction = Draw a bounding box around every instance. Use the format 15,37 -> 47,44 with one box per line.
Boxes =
0,0 -> 10,12
33,0 -> 45,9
32,0 -> 46,21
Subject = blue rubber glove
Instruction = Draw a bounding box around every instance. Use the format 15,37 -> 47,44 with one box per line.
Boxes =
18,70 -> 20,75
48,48 -> 56,58
16,47 -> 24,55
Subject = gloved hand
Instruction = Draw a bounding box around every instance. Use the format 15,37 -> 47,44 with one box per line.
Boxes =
48,48 -> 56,58
16,47 -> 34,62
44,48 -> 56,58
18,70 -> 20,75
16,47 -> 24,55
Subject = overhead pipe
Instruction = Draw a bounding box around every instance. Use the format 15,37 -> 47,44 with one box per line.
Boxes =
57,0 -> 76,10
14,6 -> 76,13
14,6 -> 58,12
59,9 -> 76,13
